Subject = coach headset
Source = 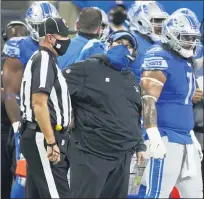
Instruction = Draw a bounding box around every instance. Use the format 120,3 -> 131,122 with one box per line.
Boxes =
2,21 -> 29,42
106,30 -> 138,61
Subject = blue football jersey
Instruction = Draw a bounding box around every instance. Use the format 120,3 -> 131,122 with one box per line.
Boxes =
194,45 -> 203,60
141,43 -> 196,144
130,32 -> 153,82
3,36 -> 38,67
75,39 -> 106,62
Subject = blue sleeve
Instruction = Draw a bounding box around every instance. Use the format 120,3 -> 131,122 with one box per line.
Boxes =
75,41 -> 105,62
141,53 -> 171,78
3,37 -> 26,65
140,44 -> 173,77
194,45 -> 203,59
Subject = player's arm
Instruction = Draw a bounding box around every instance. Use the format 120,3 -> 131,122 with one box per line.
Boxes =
140,71 -> 167,159
3,58 -> 24,130
140,53 -> 169,159
140,71 -> 166,128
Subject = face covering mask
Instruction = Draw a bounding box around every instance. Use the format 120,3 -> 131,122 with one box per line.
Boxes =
52,36 -> 71,56
109,10 -> 127,26
107,45 -> 131,71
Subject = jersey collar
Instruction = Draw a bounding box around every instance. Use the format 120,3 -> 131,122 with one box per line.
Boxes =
39,46 -> 57,61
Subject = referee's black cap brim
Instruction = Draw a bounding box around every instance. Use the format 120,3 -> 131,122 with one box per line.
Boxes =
39,17 -> 77,37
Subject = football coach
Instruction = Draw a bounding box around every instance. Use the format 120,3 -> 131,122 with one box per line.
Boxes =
63,30 -> 146,198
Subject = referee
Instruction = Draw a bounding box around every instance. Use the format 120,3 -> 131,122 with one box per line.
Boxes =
19,17 -> 72,198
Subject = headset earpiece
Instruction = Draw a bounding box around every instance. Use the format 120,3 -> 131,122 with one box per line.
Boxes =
2,21 -> 28,42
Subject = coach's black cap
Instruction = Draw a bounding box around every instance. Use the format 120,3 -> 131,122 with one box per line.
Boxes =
39,17 -> 77,37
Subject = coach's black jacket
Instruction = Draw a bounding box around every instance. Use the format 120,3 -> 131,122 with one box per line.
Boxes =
63,55 -> 146,160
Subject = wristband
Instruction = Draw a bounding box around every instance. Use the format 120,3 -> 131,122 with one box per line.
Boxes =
12,121 -> 20,133
146,127 -> 161,140
4,94 -> 20,101
46,142 -> 57,147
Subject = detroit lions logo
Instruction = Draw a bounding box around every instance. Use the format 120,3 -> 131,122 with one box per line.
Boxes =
26,7 -> 33,19
167,18 -> 179,28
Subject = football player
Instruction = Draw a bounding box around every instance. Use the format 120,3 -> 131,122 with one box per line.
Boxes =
126,1 -> 169,195
2,1 -> 60,198
172,8 -> 203,72
127,1 -> 169,82
1,20 -> 28,199
140,11 -> 203,198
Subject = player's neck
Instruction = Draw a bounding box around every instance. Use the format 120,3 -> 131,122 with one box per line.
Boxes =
137,31 -> 153,44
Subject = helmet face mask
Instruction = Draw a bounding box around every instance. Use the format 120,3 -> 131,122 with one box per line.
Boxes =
179,34 -> 199,50
99,22 -> 109,42
151,17 -> 166,35
99,9 -> 110,42
25,20 -> 40,42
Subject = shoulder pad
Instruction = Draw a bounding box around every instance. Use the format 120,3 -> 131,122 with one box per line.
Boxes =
142,56 -> 168,71
3,36 -> 29,58
142,44 -> 170,71
145,44 -> 172,60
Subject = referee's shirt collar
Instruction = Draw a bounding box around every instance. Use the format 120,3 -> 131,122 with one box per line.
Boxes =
39,46 -> 57,62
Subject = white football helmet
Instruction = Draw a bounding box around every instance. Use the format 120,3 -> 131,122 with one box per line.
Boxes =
162,12 -> 201,58
172,8 -> 200,29
100,9 -> 110,42
128,1 -> 169,42
25,1 -> 60,41
92,7 -> 110,42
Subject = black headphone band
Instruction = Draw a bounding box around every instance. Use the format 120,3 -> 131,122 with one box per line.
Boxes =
2,21 -> 28,41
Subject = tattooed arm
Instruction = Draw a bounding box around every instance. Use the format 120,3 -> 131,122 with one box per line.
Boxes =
140,70 -> 166,128
140,70 -> 167,159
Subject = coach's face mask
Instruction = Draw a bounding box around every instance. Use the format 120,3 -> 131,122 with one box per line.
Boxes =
107,45 -> 131,71
52,36 -> 71,56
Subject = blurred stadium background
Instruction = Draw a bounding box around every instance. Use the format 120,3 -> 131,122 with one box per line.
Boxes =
2,0 -> 203,33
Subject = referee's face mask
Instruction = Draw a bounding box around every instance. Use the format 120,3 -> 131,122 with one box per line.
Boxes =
48,34 -> 71,56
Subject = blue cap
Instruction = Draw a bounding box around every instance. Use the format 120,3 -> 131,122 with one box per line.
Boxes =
107,30 -> 138,57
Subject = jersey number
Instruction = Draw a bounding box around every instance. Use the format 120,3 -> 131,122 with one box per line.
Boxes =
184,72 -> 195,105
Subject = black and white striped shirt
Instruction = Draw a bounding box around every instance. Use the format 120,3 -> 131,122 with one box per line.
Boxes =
20,46 -> 72,127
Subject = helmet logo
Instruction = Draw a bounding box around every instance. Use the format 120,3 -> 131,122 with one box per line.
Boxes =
26,7 -> 33,18
167,18 -> 179,28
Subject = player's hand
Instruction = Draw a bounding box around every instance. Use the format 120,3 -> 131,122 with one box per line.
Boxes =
146,127 -> 166,159
47,144 -> 61,164
136,151 -> 146,165
192,88 -> 203,104
190,130 -> 203,161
